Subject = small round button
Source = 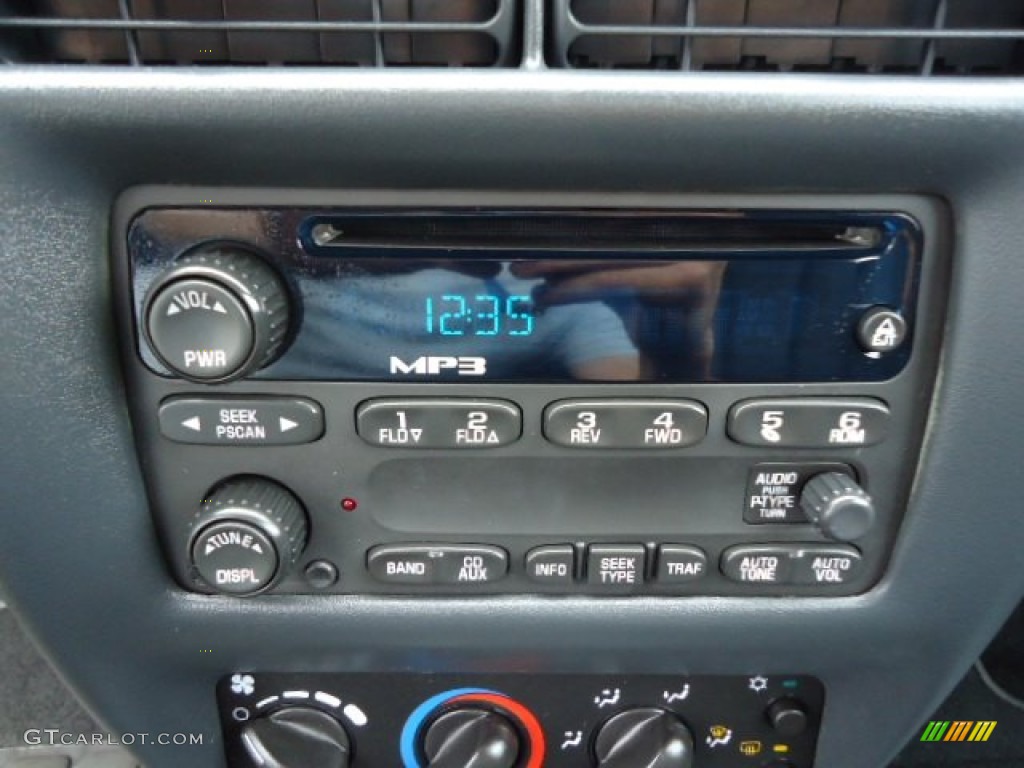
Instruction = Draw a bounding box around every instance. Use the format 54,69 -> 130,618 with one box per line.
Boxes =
766,698 -> 809,737
856,307 -> 907,354
304,560 -> 339,590
147,278 -> 254,381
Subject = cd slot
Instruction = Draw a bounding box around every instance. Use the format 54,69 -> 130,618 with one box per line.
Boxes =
303,211 -> 883,257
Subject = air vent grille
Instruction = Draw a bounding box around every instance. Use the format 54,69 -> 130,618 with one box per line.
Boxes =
0,0 -> 518,67
553,0 -> 1024,75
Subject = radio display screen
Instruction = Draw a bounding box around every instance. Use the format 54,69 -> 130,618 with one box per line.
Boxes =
129,209 -> 921,383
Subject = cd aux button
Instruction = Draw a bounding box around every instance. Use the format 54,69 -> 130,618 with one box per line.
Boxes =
544,400 -> 708,449
356,399 -> 521,449
367,544 -> 509,586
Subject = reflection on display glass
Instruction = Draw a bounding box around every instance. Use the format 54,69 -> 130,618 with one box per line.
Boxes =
129,209 -> 920,383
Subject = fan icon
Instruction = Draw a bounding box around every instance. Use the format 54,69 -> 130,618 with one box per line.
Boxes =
230,674 -> 255,696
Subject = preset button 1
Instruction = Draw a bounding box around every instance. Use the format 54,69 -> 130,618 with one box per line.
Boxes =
356,399 -> 521,449
544,400 -> 707,449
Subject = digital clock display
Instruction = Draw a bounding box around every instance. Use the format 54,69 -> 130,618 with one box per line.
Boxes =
425,295 -> 534,337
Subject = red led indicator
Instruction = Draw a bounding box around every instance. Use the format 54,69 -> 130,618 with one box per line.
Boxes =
341,497 -> 358,512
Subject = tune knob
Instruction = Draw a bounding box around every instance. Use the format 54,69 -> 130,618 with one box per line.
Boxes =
144,243 -> 290,383
240,706 -> 351,768
189,477 -> 307,596
593,708 -> 694,768
422,707 -> 520,768
800,472 -> 877,542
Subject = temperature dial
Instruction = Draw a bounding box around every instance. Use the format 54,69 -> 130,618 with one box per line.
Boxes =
423,708 -> 519,768
144,244 -> 290,383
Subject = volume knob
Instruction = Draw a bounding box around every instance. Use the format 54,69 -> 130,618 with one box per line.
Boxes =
144,244 -> 290,383
190,477 -> 307,595
800,472 -> 876,542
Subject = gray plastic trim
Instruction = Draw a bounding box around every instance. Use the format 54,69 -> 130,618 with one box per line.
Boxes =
1,69 -> 1023,768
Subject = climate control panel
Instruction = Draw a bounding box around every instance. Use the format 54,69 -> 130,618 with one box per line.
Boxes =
217,673 -> 824,767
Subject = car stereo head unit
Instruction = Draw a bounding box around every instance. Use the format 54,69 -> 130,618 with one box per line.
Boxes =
115,190 -> 946,600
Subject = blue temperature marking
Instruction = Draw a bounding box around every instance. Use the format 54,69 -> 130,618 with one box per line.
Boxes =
425,297 -> 435,334
400,688 -> 498,767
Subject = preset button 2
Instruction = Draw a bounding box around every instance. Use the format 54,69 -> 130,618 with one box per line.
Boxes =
356,399 -> 521,448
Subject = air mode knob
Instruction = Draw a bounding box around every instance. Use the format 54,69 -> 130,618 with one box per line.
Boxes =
593,708 -> 694,768
240,706 -> 351,768
800,472 -> 876,542
422,708 -> 520,768
144,244 -> 290,383
189,477 -> 308,596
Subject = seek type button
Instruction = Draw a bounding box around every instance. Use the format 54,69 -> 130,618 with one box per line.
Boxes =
159,397 -> 324,446
745,463 -> 854,524
588,545 -> 646,591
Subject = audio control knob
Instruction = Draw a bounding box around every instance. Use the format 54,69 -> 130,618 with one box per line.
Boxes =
144,244 -> 290,383
190,477 -> 307,595
593,708 -> 694,768
240,706 -> 350,768
800,472 -> 877,542
423,708 -> 520,768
